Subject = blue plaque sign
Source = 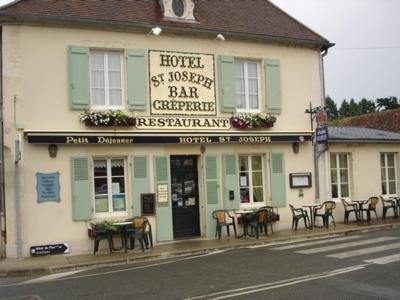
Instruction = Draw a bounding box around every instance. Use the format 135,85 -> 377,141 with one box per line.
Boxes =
316,126 -> 328,144
36,172 -> 61,203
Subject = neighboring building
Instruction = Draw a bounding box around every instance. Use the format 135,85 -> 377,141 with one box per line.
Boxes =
0,0 -> 333,257
326,126 -> 400,219
340,109 -> 400,133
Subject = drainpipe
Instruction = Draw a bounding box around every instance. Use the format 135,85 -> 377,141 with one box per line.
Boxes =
0,27 -> 5,258
314,48 -> 329,202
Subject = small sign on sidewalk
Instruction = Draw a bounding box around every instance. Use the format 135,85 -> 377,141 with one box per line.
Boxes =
30,243 -> 70,256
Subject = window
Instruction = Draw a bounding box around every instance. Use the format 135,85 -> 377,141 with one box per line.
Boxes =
330,153 -> 351,199
235,60 -> 261,112
381,153 -> 397,195
172,0 -> 185,17
239,155 -> 265,204
93,158 -> 127,214
90,51 -> 123,108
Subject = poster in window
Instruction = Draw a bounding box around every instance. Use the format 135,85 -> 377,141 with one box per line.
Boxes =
157,184 -> 169,203
112,194 -> 126,211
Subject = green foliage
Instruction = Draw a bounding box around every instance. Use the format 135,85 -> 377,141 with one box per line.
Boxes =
359,98 -> 376,114
376,97 -> 400,111
325,95 -> 338,120
90,220 -> 117,231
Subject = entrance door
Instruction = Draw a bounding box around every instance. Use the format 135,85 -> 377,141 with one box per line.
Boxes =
170,155 -> 200,239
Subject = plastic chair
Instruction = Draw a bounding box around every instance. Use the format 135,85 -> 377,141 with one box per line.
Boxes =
359,197 -> 379,221
212,210 -> 237,239
93,230 -> 113,255
341,199 -> 359,222
259,206 -> 274,234
289,204 -> 310,230
130,216 -> 153,249
314,201 -> 336,228
380,196 -> 397,218
247,208 -> 270,239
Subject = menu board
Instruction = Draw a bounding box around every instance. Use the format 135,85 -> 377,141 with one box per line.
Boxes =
141,193 -> 156,216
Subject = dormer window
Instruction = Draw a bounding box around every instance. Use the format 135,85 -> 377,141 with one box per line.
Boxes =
172,0 -> 185,17
161,0 -> 196,22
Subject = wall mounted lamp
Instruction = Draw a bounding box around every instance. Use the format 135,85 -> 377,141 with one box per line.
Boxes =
292,142 -> 300,154
149,26 -> 162,36
48,144 -> 58,158
215,33 -> 225,41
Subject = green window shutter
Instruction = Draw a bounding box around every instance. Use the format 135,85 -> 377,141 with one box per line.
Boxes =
223,154 -> 240,210
154,156 -> 173,241
71,157 -> 92,221
218,55 -> 236,113
264,59 -> 282,114
132,156 -> 149,216
269,153 -> 286,207
68,46 -> 90,110
204,155 -> 220,238
127,49 -> 147,111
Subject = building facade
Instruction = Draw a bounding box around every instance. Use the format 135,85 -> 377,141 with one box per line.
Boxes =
0,0 -> 332,258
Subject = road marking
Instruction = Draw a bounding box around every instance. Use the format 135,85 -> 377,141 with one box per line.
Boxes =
328,242 -> 400,259
364,253 -> 400,265
296,236 -> 398,254
185,264 -> 368,300
23,270 -> 84,284
269,235 -> 362,250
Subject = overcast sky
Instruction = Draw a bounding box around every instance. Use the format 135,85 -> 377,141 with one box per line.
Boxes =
270,0 -> 400,104
1,0 -> 399,104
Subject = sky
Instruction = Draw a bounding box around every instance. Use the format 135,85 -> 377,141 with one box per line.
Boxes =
1,0 -> 399,104
270,0 -> 400,104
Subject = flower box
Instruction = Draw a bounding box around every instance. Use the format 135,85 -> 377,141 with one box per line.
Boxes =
230,113 -> 276,129
80,110 -> 136,127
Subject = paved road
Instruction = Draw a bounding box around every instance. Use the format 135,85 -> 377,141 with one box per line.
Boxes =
1,228 -> 400,299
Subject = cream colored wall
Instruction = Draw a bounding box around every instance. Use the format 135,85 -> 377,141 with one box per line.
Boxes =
2,25 -> 323,133
2,24 -> 323,257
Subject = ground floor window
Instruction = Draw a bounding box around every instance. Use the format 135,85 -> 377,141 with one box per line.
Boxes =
381,153 -> 397,195
93,158 -> 126,214
239,155 -> 265,203
330,153 -> 351,199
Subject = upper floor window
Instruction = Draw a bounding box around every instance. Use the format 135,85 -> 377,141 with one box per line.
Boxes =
93,158 -> 127,215
90,51 -> 123,108
381,153 -> 397,195
239,155 -> 265,204
330,153 -> 351,199
235,60 -> 261,112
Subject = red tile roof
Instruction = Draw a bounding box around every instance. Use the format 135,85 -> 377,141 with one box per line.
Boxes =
340,109 -> 400,133
0,0 -> 332,49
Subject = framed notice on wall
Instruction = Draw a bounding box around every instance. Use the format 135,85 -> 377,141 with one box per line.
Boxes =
141,193 -> 156,216
289,173 -> 312,188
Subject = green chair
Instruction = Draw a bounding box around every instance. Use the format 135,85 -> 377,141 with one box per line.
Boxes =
130,216 -> 153,249
212,210 -> 237,239
247,208 -> 270,239
359,197 -> 379,221
93,230 -> 113,255
380,196 -> 397,218
341,199 -> 359,222
289,204 -> 310,230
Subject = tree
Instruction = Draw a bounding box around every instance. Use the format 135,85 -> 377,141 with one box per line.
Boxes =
376,96 -> 400,111
325,95 -> 338,120
358,98 -> 376,114
339,99 -> 352,118
348,98 -> 361,116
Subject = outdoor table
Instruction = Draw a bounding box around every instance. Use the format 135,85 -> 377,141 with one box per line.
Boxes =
234,210 -> 256,237
350,200 -> 369,221
112,221 -> 132,251
302,204 -> 321,229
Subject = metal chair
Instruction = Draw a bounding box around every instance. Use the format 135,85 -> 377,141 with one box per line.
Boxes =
380,196 -> 397,218
289,204 -> 310,230
341,199 -> 359,222
314,201 -> 336,228
212,210 -> 237,239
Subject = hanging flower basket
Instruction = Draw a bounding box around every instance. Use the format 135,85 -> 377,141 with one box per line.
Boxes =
80,110 -> 136,127
230,113 -> 276,129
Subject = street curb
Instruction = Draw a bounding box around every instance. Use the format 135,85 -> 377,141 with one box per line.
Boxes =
1,223 -> 399,277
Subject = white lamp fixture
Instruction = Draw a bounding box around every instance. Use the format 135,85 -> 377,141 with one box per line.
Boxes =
216,34 -> 225,41
150,26 -> 162,36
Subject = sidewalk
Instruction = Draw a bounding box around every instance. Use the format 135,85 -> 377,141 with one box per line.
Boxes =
1,219 -> 399,277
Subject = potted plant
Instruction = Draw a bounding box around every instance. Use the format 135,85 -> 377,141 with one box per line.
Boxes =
79,110 -> 136,127
230,112 -> 277,129
88,220 -> 117,238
